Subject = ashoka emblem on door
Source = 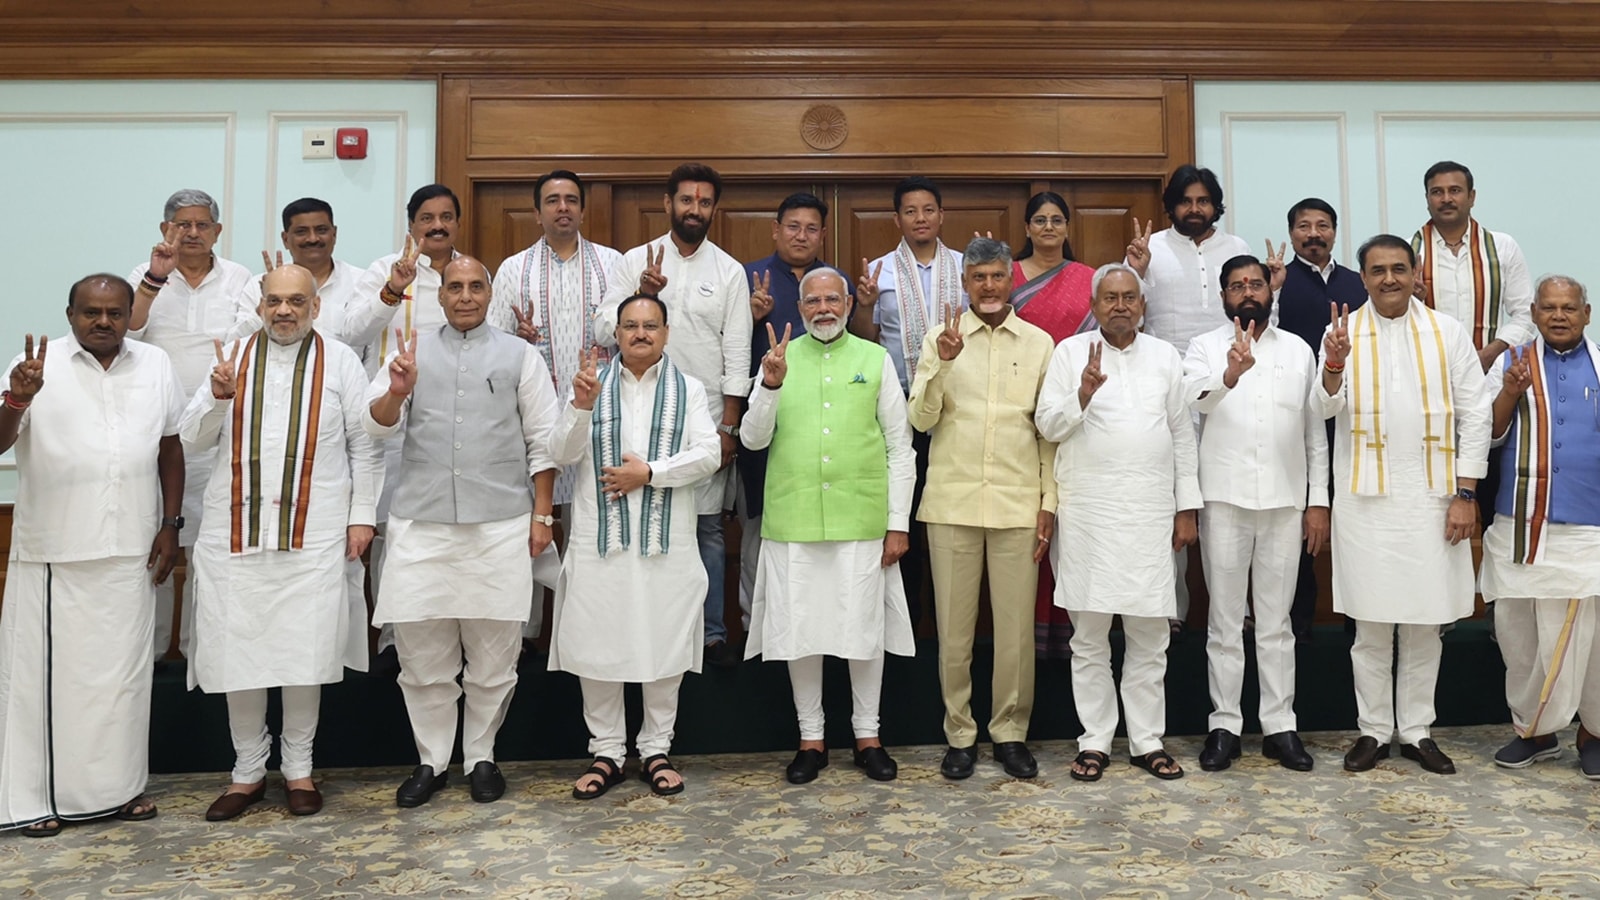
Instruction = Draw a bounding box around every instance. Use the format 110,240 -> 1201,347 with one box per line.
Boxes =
801,105 -> 848,150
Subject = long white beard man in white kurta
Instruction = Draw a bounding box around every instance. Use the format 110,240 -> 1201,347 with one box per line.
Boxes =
740,269 -> 916,786
182,265 -> 382,820
365,256 -> 561,809
1317,236 -> 1491,776
549,295 -> 721,799
1036,263 -> 1201,783
0,275 -> 186,837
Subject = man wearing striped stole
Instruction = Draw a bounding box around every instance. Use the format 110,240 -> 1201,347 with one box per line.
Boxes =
182,265 -> 383,820
1479,275 -> 1600,778
548,295 -> 721,799
366,256 -> 561,808
1318,235 -> 1492,776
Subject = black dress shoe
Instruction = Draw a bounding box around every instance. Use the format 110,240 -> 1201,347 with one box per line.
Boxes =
853,745 -> 898,781
1400,738 -> 1456,774
993,742 -> 1038,779
706,639 -> 740,669
1343,736 -> 1390,772
1262,731 -> 1314,771
1198,728 -> 1242,771
469,761 -> 506,802
396,765 -> 449,807
785,748 -> 829,784
940,745 -> 977,779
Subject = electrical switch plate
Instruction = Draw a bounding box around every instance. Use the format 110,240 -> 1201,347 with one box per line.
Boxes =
302,128 -> 334,160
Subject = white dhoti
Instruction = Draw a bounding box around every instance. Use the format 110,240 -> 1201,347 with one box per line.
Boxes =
0,557 -> 153,829
376,514 -> 531,773
1482,523 -> 1600,737
1200,502 -> 1302,735
747,539 -> 914,740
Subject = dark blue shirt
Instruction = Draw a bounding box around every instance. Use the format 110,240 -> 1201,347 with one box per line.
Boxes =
739,253 -> 853,517
1277,258 -> 1367,353
1494,341 -> 1600,526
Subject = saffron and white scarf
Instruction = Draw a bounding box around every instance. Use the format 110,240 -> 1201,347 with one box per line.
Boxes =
591,353 -> 687,558
1346,301 -> 1456,496
893,239 -> 962,382
228,331 -> 327,554
1413,219 -> 1504,351
519,236 -> 609,390
1505,337 -> 1600,564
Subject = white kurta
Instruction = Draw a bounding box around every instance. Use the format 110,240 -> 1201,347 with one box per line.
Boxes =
1037,332 -> 1203,618
181,335 -> 382,692
546,362 -> 721,681
598,235 -> 752,513
739,353 -> 917,661
1317,307 -> 1491,624
1418,225 -> 1535,349
490,237 -> 624,506
1138,227 -> 1252,352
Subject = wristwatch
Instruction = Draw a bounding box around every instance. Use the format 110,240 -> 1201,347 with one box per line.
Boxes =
532,513 -> 555,526
717,423 -> 741,438
1455,488 -> 1476,502
161,516 -> 185,531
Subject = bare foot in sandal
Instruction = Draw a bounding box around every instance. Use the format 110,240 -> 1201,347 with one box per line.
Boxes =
572,758 -> 625,800
1132,748 -> 1184,780
641,754 -> 684,796
22,818 -> 62,838
115,794 -> 158,822
1071,750 -> 1108,782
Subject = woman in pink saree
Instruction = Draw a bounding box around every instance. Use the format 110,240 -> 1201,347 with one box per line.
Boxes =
1011,191 -> 1096,660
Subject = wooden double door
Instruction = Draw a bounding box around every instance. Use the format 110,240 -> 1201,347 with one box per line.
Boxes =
472,178 -> 1159,278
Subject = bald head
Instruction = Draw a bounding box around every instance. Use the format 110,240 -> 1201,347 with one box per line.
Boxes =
440,255 -> 492,332
259,263 -> 320,345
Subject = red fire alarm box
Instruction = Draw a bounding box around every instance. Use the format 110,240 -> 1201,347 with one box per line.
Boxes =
336,127 -> 368,160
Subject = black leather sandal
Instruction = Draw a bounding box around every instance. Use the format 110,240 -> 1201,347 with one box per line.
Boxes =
572,758 -> 626,800
640,753 -> 684,796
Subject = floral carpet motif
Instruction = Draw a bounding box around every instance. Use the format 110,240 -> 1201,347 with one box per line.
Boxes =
7,725 -> 1600,899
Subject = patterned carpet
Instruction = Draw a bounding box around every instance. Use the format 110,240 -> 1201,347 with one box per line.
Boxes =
7,724 -> 1600,899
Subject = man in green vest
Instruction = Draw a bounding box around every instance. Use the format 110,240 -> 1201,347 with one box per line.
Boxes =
741,268 -> 917,784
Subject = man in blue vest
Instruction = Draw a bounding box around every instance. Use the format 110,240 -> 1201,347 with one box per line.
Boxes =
741,267 -> 916,784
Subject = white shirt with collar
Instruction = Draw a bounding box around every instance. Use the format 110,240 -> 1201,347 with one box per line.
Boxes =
1140,227 -> 1252,353
1183,323 -> 1329,512
234,259 -> 366,347
341,250 -> 465,377
5,335 -> 186,562
127,256 -> 254,399
1296,255 -> 1336,284
1422,225 -> 1535,348
867,243 -> 968,391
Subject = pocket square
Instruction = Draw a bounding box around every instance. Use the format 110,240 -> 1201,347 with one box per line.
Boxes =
851,373 -> 867,383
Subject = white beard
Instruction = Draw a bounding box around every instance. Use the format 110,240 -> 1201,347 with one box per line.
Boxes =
807,318 -> 845,342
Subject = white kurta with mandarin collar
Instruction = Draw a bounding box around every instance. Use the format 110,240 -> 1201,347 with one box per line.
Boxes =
546,362 -> 721,682
181,336 -> 383,693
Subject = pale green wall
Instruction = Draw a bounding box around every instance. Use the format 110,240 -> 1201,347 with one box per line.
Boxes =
0,80 -> 437,499
1195,81 -> 1598,304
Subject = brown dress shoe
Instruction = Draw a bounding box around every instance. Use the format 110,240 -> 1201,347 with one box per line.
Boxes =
1342,736 -> 1390,772
1400,738 -> 1456,774
287,786 -> 323,816
205,783 -> 267,821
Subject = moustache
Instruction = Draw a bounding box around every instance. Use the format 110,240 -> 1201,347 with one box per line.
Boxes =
426,230 -> 449,239
1302,238 -> 1326,248
299,242 -> 325,249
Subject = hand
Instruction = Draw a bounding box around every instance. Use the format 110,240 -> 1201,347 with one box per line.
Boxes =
719,431 -> 737,470
1413,266 -> 1429,301
149,223 -> 181,280
639,244 -> 668,295
972,230 -> 994,239
147,531 -> 180,586
1445,496 -> 1478,545
510,302 -> 542,345
1077,340 -> 1106,409
1263,239 -> 1287,292
1125,217 -> 1153,277
1171,509 -> 1198,552
935,301 -> 964,361
600,451 -> 652,500
761,321 -> 792,387
210,339 -> 241,400
530,518 -> 554,557
881,530 -> 909,568
346,524 -> 376,561
857,258 -> 883,307
8,334 -> 46,401
1303,506 -> 1330,556
387,327 -> 419,397
260,250 -> 285,273
1323,302 -> 1351,369
1222,317 -> 1256,388
1501,345 -> 1533,398
572,346 -> 602,410
750,270 -> 774,321
1033,509 -> 1055,564
387,234 -> 422,293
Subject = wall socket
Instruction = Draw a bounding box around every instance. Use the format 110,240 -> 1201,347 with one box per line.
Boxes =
302,128 -> 334,159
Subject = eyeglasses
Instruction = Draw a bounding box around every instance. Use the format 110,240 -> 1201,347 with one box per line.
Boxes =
169,221 -> 217,233
782,223 -> 822,237
1029,216 -> 1067,228
1224,280 -> 1268,295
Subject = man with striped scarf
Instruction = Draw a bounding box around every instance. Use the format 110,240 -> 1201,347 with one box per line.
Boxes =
1479,275 -> 1600,778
